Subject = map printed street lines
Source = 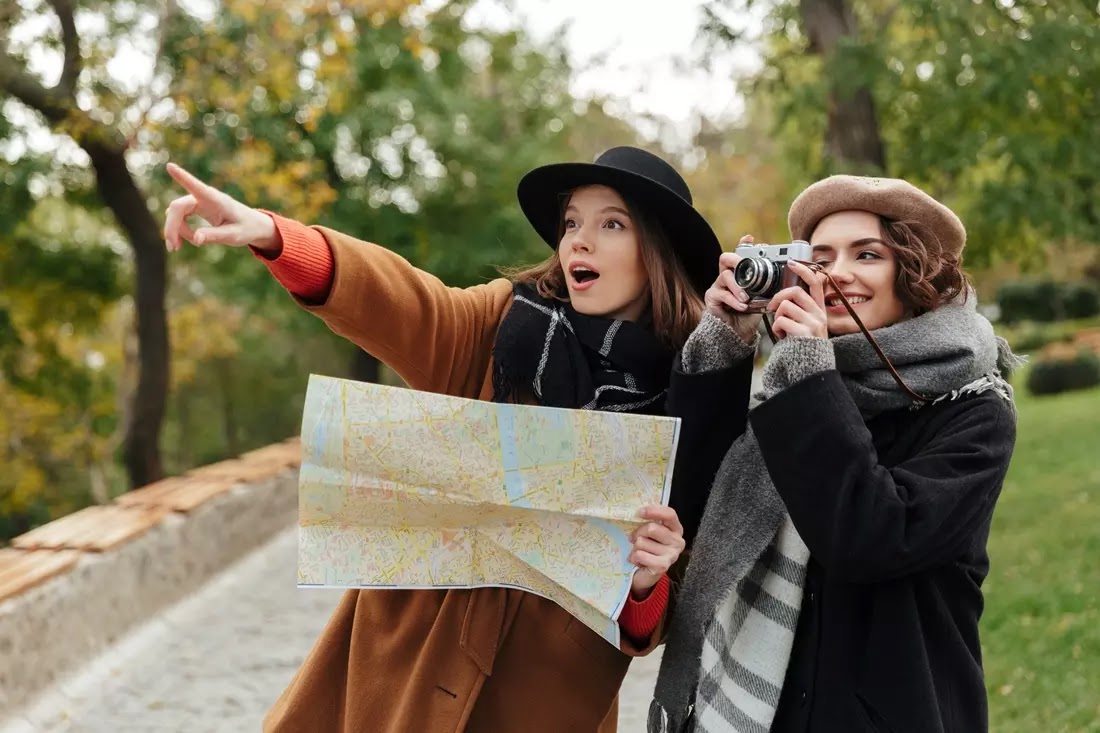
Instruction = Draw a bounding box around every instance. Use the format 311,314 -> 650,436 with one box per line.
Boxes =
297,375 -> 681,646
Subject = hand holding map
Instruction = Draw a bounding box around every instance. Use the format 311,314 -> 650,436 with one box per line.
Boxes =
297,375 -> 681,646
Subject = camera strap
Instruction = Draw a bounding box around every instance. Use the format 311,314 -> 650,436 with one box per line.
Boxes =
762,261 -> 930,403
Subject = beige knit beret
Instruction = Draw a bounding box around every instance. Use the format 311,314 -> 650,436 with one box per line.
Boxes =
787,175 -> 966,258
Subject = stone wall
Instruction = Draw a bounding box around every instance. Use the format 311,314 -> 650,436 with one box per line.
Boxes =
0,439 -> 301,719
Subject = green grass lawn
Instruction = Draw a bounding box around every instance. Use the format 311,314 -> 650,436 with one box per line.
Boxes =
982,374 -> 1100,732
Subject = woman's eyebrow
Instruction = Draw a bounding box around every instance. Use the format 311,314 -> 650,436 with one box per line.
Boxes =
812,238 -> 886,251
564,205 -> 631,216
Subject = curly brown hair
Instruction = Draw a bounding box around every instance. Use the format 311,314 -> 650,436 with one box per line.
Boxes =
878,216 -> 970,314
502,191 -> 704,349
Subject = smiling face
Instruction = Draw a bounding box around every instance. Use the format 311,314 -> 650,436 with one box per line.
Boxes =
557,185 -> 650,322
809,210 -> 910,335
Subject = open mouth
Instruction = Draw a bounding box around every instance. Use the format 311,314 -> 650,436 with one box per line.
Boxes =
569,263 -> 600,286
826,293 -> 870,308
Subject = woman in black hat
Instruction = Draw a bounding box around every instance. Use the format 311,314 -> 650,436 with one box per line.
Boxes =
162,146 -> 745,732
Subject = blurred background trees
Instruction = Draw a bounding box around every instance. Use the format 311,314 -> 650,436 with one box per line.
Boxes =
3,0 -> 1098,532
1,0 -> 602,527
2,0 -> 1099,569
3,2 -> 1098,727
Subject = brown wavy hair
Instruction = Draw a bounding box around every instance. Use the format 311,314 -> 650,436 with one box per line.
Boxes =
877,216 -> 970,315
503,190 -> 704,349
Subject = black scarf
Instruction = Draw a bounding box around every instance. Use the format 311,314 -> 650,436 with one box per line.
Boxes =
492,283 -> 673,414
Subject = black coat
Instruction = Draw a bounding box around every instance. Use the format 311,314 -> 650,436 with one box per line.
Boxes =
746,370 -> 1017,733
666,354 -> 755,547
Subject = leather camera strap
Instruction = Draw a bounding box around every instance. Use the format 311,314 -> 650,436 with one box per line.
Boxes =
761,261 -> 929,403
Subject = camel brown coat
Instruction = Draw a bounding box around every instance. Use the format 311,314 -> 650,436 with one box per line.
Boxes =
263,227 -> 665,733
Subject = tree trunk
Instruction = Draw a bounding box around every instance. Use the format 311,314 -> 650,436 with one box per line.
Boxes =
800,0 -> 887,172
84,142 -> 170,488
1,5 -> 171,489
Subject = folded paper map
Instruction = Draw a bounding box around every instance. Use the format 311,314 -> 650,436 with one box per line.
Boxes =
297,374 -> 682,647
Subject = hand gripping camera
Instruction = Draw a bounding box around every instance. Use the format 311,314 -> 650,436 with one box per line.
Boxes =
733,240 -> 813,312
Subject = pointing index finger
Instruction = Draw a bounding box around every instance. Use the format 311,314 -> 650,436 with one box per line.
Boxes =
166,163 -> 219,203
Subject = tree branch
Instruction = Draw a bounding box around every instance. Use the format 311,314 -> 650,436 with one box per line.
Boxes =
122,0 -> 179,149
46,0 -> 81,96
0,51 -> 71,124
0,50 -> 124,154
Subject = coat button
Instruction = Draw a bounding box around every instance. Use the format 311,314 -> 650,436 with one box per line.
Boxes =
800,690 -> 808,706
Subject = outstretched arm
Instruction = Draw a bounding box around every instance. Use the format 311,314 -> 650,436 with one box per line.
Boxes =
163,163 -> 513,396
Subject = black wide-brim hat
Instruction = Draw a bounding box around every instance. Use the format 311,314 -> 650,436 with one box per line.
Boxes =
517,146 -> 721,296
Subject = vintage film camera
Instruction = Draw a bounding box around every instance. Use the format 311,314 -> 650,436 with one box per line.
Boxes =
733,240 -> 813,312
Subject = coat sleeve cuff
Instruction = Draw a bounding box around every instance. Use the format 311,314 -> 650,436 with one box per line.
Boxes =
619,573 -> 670,644
681,312 -> 759,374
250,211 -> 335,302
760,336 -> 836,397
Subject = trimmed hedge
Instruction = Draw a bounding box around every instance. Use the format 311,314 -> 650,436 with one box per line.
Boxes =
996,280 -> 1100,324
1061,283 -> 1100,320
1026,346 -> 1100,396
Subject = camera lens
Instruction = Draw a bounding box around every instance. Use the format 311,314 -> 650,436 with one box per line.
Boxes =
733,257 -> 776,297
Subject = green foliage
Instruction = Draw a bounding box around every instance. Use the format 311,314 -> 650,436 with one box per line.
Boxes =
0,117 -> 129,532
703,0 -> 1100,265
161,298 -> 345,472
1,0 -> 636,541
0,292 -> 121,541
684,110 -> 799,249
1060,282 -> 1100,320
156,0 -> 585,296
1025,348 -> 1100,396
997,280 -> 1062,324
997,280 -> 1100,324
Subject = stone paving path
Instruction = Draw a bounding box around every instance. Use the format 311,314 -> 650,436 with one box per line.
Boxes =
5,527 -> 661,733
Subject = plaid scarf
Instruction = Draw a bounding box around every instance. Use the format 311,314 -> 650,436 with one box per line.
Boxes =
650,298 -> 1020,733
671,427 -> 810,733
491,282 -> 673,413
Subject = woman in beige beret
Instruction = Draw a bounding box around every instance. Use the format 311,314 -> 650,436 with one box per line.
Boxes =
647,176 -> 1020,733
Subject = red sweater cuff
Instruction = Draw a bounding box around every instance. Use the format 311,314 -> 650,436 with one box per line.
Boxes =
251,211 -> 334,301
619,573 -> 670,642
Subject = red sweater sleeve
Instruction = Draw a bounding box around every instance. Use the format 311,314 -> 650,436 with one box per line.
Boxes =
251,212 -> 335,301
619,573 -> 670,643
